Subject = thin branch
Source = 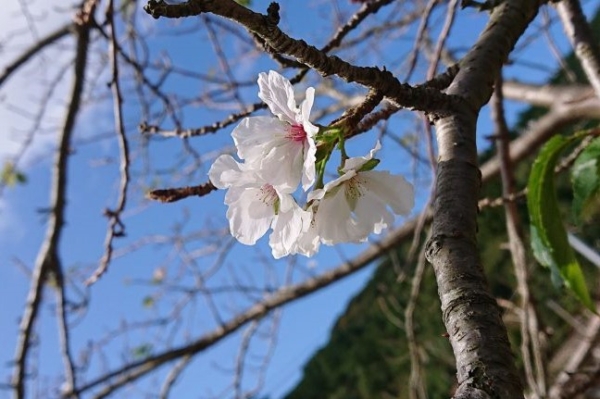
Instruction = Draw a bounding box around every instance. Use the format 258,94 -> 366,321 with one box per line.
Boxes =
204,15 -> 245,108
85,0 -> 131,285
541,7 -> 578,83
404,0 -> 439,81
556,0 -> 600,97
56,278 -> 79,399
492,75 -> 545,398
480,96 -> 600,180
11,1 -> 97,397
146,181 -> 217,203
322,0 -> 396,54
143,0 -> 462,116
158,355 -> 192,399
66,218 -> 421,398
233,321 -> 259,399
548,311 -> 600,398
0,23 -> 74,88
139,104 -> 264,138
502,80 -> 593,107
332,88 -> 384,136
404,232 -> 430,399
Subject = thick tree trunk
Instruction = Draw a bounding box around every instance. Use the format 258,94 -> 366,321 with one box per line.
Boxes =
425,1 -> 541,398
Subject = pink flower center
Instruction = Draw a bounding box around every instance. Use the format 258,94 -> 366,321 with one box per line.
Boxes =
258,183 -> 278,206
287,124 -> 307,143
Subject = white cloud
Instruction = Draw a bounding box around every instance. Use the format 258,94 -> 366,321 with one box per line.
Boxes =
0,0 -> 78,167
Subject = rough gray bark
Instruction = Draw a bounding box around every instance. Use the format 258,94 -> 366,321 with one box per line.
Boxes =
425,1 -> 541,398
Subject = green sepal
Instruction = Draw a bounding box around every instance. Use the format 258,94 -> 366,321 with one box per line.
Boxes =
315,126 -> 343,145
358,158 -> 380,172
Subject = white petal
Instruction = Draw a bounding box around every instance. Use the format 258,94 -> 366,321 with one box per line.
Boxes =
269,204 -> 311,259
277,192 -> 297,213
353,191 -> 393,235
232,116 -> 288,162
301,139 -> 317,191
258,141 -> 305,192
290,207 -> 321,257
226,188 -> 273,245
361,171 -> 414,215
308,170 -> 356,202
224,187 -> 244,206
317,187 -> 366,244
208,154 -> 258,189
258,71 -> 298,124
342,141 -> 382,172
299,87 -> 317,131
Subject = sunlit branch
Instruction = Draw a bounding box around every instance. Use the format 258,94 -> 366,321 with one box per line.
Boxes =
556,0 -> 600,97
11,1 -> 98,397
85,0 -> 132,285
480,96 -> 600,179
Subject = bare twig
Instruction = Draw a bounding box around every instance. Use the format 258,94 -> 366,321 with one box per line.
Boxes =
480,96 -> 600,180
11,1 -> 97,397
85,0 -> 131,285
492,75 -> 545,398
548,310 -> 600,398
404,0 -> 439,81
146,181 -> 217,203
556,0 -> 600,97
0,23 -> 74,88
65,217 -> 421,398
143,0 -> 462,116
404,231 -> 431,399
158,355 -> 192,399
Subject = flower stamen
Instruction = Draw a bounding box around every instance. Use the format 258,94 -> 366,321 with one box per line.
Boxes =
258,183 -> 278,205
287,124 -> 307,142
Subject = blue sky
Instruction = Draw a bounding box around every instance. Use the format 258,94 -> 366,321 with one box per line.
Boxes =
1,0 -> 596,398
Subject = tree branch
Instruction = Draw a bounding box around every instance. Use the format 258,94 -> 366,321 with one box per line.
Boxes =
66,218 -> 420,398
426,1 -> 542,398
0,23 -> 74,89
11,1 -> 97,398
85,0 -> 131,285
555,0 -> 600,97
143,0 -> 463,116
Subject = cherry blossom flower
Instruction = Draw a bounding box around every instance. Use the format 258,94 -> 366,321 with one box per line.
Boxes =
208,154 -> 311,258
308,142 -> 414,245
232,71 -> 318,191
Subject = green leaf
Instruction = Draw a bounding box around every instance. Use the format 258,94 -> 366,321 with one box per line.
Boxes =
234,0 -> 251,6
1,161 -> 27,187
527,134 -> 595,311
571,136 -> 600,223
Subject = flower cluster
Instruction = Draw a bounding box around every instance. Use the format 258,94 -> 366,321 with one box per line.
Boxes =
209,71 -> 414,258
